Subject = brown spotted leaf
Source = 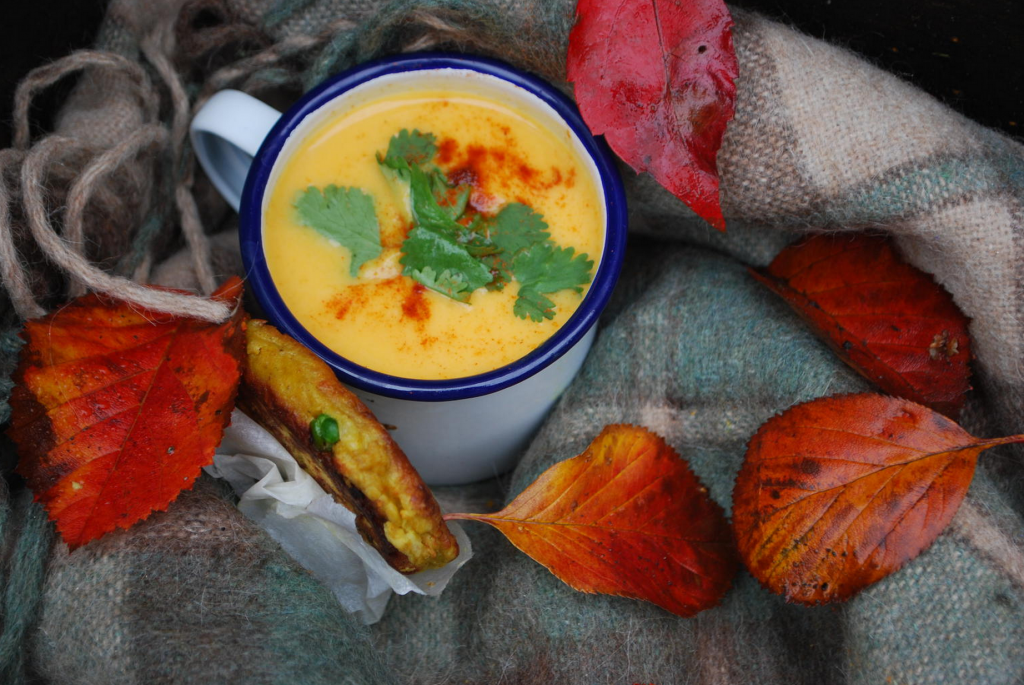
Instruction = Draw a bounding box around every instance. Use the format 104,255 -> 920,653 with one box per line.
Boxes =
448,424 -> 737,617
732,393 -> 1023,604
751,234 -> 971,417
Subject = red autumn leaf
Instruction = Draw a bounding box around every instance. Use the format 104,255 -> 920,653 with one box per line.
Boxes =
751,234 -> 972,417
448,424 -> 737,617
8,278 -> 246,548
567,0 -> 738,231
732,393 -> 1023,604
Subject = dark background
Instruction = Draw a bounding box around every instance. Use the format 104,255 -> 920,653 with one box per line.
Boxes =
1,0 -> 1022,148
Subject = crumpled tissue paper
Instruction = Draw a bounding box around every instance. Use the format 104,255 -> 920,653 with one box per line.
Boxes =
206,410 -> 473,624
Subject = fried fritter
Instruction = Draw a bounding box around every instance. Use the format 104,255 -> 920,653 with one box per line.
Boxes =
238,319 -> 458,573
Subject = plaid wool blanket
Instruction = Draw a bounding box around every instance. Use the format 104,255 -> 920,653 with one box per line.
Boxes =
1,0 -> 1023,682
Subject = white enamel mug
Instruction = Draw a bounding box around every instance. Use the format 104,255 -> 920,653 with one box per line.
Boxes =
191,53 -> 627,484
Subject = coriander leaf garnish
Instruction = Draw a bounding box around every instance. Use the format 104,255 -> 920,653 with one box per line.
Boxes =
406,266 -> 471,302
382,129 -> 437,168
372,128 -> 594,316
406,165 -> 464,235
430,169 -> 450,197
511,243 -> 594,320
513,243 -> 593,294
446,184 -> 472,220
513,286 -> 557,322
400,226 -> 493,303
295,185 -> 382,277
478,254 -> 511,291
487,203 -> 551,255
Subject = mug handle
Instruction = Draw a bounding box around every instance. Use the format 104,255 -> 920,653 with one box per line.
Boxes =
190,90 -> 282,211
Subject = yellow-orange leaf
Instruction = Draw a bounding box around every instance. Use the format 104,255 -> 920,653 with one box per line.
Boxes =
732,393 -> 1023,604
448,425 -> 737,617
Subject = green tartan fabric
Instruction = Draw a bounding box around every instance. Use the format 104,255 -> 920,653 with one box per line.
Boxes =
2,0 -> 1024,683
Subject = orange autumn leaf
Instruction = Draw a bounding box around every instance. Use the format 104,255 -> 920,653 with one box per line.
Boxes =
448,425 -> 737,617
750,234 -> 971,417
732,393 -> 1023,605
8,278 -> 246,548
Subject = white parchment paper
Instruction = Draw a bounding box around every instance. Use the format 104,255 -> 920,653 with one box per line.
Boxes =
205,410 -> 472,624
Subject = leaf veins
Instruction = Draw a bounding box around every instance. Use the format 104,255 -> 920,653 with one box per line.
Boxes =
732,393 -> 1023,604
751,234 -> 972,418
567,0 -> 739,230
8,278 -> 246,548
448,424 -> 737,617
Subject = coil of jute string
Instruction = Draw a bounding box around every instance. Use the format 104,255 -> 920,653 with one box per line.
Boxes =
0,0 -> 510,327
195,18 -> 354,104
3,46 -> 233,322
61,127 -> 168,299
12,51 -> 160,152
0,12 -> 367,325
142,24 -> 219,299
19,133 -> 230,322
0,149 -> 41,320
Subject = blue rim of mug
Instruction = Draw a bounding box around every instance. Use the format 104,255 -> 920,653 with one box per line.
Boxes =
239,53 -> 627,401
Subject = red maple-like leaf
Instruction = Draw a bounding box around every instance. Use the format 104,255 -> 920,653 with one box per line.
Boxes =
751,234 -> 972,417
8,279 -> 245,548
448,425 -> 737,617
567,0 -> 739,230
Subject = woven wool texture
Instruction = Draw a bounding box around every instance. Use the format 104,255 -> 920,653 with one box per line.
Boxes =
1,0 -> 1023,683
28,479 -> 393,685
375,244 -> 1024,684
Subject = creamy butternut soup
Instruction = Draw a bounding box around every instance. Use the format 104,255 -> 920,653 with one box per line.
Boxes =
263,88 -> 604,380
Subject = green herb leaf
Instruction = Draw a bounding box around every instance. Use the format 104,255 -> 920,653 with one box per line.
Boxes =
446,184 -> 472,220
488,203 -> 551,255
480,254 -> 511,291
400,226 -> 493,302
406,266 -> 471,301
513,243 -> 594,294
454,225 -> 510,290
431,169 -> 451,197
382,129 -> 437,168
377,159 -> 409,188
373,128 -> 588,319
295,185 -> 382,277
405,165 -> 464,236
378,130 -> 470,227
513,286 -> 556,322
310,413 -> 340,451
511,243 -> 594,320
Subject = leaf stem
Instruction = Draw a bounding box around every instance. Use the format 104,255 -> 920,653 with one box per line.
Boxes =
443,512 -> 485,522
984,434 -> 1024,447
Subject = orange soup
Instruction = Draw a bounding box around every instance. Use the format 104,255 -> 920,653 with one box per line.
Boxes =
263,89 -> 604,380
